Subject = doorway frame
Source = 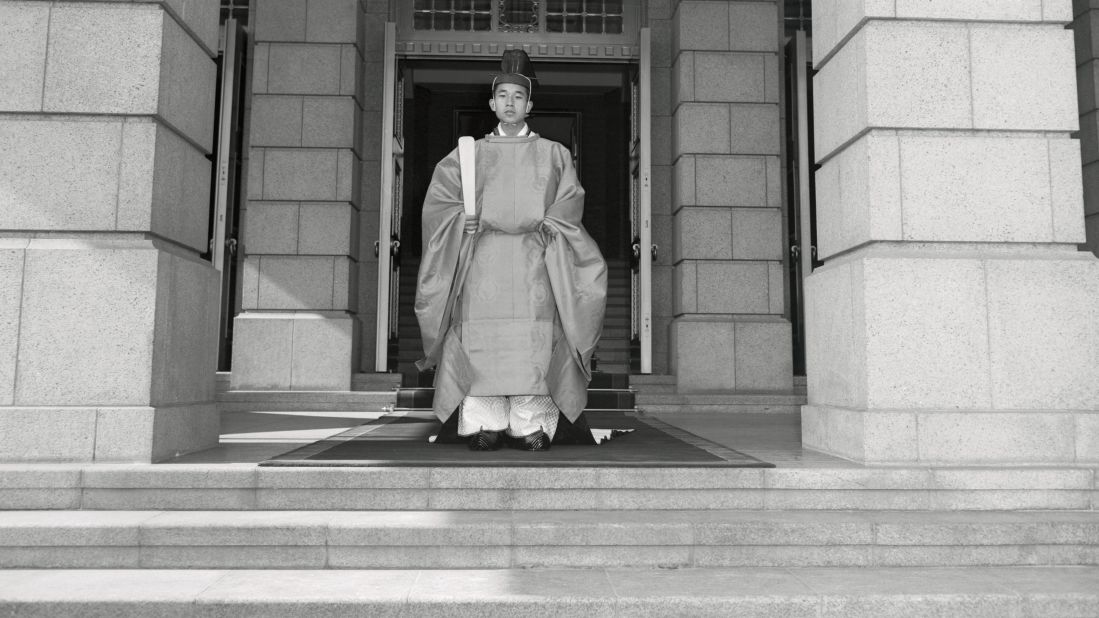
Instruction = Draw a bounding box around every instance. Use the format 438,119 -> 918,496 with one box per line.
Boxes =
375,25 -> 653,374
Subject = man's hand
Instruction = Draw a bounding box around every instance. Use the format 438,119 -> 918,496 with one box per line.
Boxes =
464,215 -> 479,234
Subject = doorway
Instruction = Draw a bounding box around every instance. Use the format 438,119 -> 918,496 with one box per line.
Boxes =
394,59 -> 635,382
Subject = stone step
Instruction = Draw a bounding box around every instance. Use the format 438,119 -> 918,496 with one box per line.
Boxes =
0,566 -> 1095,616
637,392 -> 807,414
216,391 -> 396,413
351,373 -> 403,392
215,374 -> 402,395
396,322 -> 632,338
1,510 -> 1096,570
3,465 -> 1094,512
629,374 -> 677,393
396,349 -> 632,365
629,377 -> 811,399
396,387 -> 635,410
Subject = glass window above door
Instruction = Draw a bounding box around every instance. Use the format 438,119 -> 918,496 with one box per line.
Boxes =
400,0 -> 639,59
413,1 -> 624,35
413,0 -> 493,32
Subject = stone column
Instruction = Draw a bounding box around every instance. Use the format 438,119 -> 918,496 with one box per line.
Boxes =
804,0 -> 1099,464
0,1 -> 221,461
668,0 -> 792,391
1076,0 -> 1099,256
233,0 -> 365,390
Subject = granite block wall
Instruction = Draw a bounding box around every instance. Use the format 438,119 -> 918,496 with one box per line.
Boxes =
668,0 -> 792,392
805,0 -> 1099,464
233,0 -> 368,389
0,0 -> 221,461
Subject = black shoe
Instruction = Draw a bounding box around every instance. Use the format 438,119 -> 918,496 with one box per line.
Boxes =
507,430 -> 551,451
467,430 -> 503,451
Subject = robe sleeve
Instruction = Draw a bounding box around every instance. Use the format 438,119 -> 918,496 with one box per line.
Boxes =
541,143 -> 608,382
414,147 -> 479,371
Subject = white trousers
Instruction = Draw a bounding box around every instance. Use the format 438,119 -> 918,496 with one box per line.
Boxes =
458,395 -> 560,439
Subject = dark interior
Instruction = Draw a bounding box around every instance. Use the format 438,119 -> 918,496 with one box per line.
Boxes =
401,59 -> 632,260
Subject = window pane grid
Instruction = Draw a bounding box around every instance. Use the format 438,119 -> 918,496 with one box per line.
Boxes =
783,0 -> 812,37
219,0 -> 249,25
414,0 -> 493,31
546,0 -> 622,34
498,0 -> 539,33
408,0 -> 631,35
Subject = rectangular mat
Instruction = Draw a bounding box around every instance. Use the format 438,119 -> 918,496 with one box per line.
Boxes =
261,411 -> 773,468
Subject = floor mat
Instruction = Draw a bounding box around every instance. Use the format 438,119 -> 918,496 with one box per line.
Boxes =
260,411 -> 774,467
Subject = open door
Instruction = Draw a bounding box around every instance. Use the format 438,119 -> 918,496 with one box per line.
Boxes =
785,29 -> 818,375
375,22 -> 406,371
211,18 -> 246,370
629,28 -> 653,373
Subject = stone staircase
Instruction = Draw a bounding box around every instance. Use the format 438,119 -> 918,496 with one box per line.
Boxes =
6,376 -> 1097,614
0,463 -> 1097,614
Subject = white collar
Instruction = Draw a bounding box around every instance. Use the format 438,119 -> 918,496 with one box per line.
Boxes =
495,122 -> 530,137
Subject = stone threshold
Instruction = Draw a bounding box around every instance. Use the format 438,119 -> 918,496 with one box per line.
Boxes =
0,463 -> 1095,511
0,566 -> 1095,616
1,509 -> 1096,569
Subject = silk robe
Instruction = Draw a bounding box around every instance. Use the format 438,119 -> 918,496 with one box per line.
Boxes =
415,133 -> 607,423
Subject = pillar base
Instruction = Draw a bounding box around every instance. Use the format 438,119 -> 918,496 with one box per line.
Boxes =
803,404 -> 1099,465
0,404 -> 218,463
803,246 -> 1099,465
230,312 -> 357,391
671,316 -> 793,392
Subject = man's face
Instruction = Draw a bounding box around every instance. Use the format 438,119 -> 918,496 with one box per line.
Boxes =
489,82 -> 533,125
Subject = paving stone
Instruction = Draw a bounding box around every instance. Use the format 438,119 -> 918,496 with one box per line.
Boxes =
81,489 -> 256,510
929,490 -> 1092,510
512,509 -> 692,545
139,511 -> 330,545
255,488 -> 430,510
695,545 -> 873,567
80,465 -> 256,488
428,467 -> 604,489
328,546 -> 511,569
513,545 -> 692,568
327,510 -> 510,546
763,468 -> 933,489
0,465 -> 83,488
139,545 -> 326,569
0,511 -> 152,545
0,567 -> 1096,616
196,570 -> 410,617
930,468 -> 1093,490
0,546 -> 140,568
406,569 -> 617,617
763,489 -> 931,510
818,594 -> 1022,618
0,488 -> 81,509
872,512 -> 1049,545
869,545 -> 1046,567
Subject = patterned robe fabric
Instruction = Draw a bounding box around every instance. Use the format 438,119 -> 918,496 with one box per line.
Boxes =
415,133 -> 608,423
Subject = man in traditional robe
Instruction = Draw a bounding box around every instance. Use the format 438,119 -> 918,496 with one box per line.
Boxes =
415,50 -> 607,451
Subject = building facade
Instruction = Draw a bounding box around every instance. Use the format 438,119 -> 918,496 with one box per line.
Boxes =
2,0 -> 1098,466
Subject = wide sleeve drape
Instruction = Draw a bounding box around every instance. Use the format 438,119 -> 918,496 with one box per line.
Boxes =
542,144 -> 607,383
414,138 -> 607,422
414,148 -> 478,372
